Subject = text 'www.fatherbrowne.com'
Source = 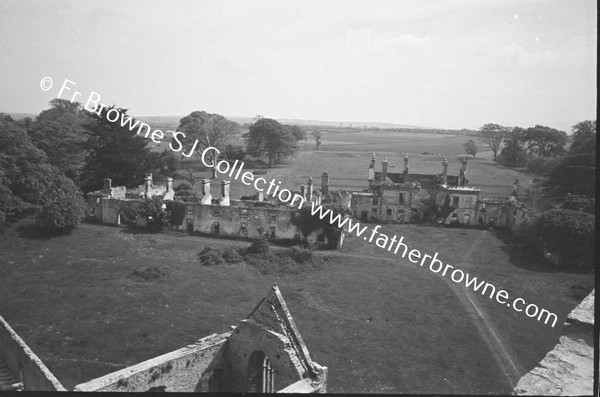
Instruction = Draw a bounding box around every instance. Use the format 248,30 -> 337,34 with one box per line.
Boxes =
310,201 -> 559,328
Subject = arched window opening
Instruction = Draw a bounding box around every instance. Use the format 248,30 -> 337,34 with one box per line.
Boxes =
247,351 -> 274,393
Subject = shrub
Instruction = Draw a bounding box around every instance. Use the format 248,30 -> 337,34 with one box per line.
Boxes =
36,174 -> 87,232
174,182 -> 195,198
529,209 -> 594,269
138,196 -> 170,232
198,247 -> 224,266
247,235 -> 270,254
130,266 -> 165,282
525,156 -> 562,176
222,246 -> 243,263
174,182 -> 192,192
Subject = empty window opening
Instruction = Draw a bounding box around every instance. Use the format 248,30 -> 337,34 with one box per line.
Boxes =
247,351 -> 274,393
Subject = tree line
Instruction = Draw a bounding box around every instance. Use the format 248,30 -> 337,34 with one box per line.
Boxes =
463,121 -> 596,197
0,99 -> 178,232
0,101 -> 313,233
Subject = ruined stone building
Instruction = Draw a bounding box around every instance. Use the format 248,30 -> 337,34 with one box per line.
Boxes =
86,154 -> 534,245
351,153 -> 533,229
86,172 -> 332,244
0,286 -> 327,392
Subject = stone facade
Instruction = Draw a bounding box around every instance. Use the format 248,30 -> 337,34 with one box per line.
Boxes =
358,153 -> 530,228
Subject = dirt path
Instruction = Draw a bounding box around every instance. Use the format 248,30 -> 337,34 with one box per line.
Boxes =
440,231 -> 525,387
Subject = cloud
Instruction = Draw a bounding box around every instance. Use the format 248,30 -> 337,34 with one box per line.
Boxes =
345,28 -> 431,52
499,41 -> 556,66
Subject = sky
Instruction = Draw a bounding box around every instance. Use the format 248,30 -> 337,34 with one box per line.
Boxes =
0,0 -> 596,131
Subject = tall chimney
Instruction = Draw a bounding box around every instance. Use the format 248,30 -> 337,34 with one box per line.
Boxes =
403,154 -> 409,181
307,177 -> 314,202
144,173 -> 153,197
220,180 -> 230,206
381,158 -> 388,184
459,156 -> 468,186
201,179 -> 212,205
321,170 -> 329,196
102,178 -> 112,195
441,158 -> 449,185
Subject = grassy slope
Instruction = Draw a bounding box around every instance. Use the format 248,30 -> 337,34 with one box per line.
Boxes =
0,218 -> 592,393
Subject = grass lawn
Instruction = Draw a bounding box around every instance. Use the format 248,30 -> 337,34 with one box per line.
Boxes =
0,217 -> 592,393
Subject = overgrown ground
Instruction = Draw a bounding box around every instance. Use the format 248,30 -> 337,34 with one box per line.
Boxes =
0,217 -> 592,393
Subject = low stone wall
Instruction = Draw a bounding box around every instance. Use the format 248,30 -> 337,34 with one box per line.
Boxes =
514,290 -> 594,395
0,315 -> 66,391
74,332 -> 230,392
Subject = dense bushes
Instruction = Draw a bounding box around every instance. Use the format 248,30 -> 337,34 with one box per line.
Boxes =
138,196 -> 170,232
523,209 -> 595,269
36,174 -> 87,232
198,238 -> 330,274
291,203 -> 351,249
174,182 -> 195,197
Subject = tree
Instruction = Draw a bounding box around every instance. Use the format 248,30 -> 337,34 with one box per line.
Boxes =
498,127 -> 527,167
36,99 -> 93,132
547,120 -> 596,196
479,123 -> 507,161
27,120 -> 88,181
244,118 -> 297,167
80,106 -> 168,192
0,119 -> 56,208
224,144 -> 245,162
174,111 -> 240,178
520,125 -> 567,157
570,120 -> 596,153
527,209 -> 594,269
36,174 -> 87,231
285,124 -> 306,142
311,130 -> 322,151
463,139 -> 478,158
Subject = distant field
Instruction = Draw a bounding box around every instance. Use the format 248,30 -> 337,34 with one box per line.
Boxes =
170,129 -> 533,200
0,218 -> 590,393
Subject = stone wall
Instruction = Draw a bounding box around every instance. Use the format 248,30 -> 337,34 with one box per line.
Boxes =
0,315 -> 66,391
514,290 -> 594,395
187,203 -> 298,240
74,333 -> 230,392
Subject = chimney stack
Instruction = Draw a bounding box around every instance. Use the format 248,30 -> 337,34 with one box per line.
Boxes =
144,173 -> 153,197
459,156 -> 468,186
441,158 -> 449,185
220,180 -> 230,206
381,158 -> 388,184
102,178 -> 112,195
307,177 -> 314,202
403,154 -> 409,180
321,170 -> 329,196
201,179 -> 212,204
